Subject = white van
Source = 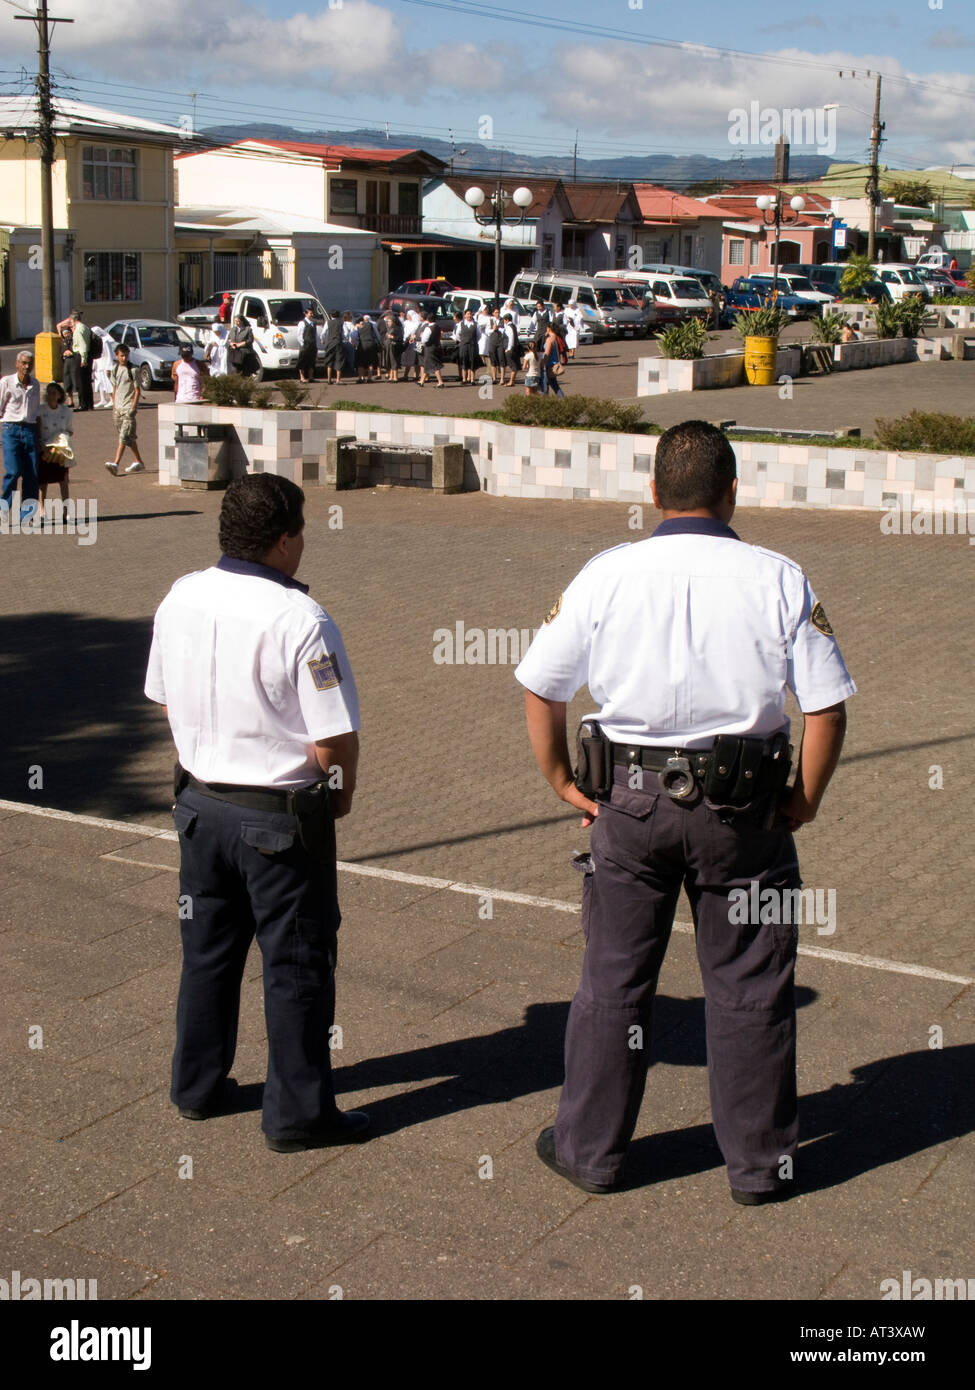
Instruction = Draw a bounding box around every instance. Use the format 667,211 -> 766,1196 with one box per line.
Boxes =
229,290 -> 328,376
598,270 -> 713,324
870,265 -> 932,303
509,270 -> 648,339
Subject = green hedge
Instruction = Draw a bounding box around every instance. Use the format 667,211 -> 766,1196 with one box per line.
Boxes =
875,410 -> 975,454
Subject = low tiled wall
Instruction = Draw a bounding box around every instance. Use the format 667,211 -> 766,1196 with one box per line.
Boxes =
157,403 -> 975,513
637,346 -> 800,395
831,337 -> 917,370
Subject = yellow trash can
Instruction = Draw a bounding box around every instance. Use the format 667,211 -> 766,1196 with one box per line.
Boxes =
744,335 -> 778,386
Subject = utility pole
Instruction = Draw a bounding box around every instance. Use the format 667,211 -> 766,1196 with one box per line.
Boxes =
572,131 -> 578,183
866,74 -> 884,260
16,0 -> 72,366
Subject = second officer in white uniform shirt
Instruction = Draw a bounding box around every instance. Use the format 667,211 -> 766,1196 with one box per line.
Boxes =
146,473 -> 369,1152
515,420 -> 855,1203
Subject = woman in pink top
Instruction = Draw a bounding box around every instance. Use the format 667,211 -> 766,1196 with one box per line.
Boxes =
171,345 -> 208,402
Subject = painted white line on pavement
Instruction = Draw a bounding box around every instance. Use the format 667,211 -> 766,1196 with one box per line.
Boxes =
2,799 -> 973,986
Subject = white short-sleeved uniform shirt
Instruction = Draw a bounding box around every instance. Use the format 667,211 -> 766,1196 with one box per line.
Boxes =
514,518 -> 856,748
145,556 -> 360,788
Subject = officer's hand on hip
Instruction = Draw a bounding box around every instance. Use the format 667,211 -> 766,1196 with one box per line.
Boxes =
557,779 -> 599,828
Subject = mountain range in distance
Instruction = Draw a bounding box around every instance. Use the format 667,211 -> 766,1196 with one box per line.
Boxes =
200,124 -> 833,188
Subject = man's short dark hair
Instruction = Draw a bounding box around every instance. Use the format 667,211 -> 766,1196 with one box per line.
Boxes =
219,474 -> 305,561
653,420 -> 737,511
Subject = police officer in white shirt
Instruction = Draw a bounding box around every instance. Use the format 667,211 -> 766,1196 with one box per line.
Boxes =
515,420 -> 855,1203
145,474 -> 369,1152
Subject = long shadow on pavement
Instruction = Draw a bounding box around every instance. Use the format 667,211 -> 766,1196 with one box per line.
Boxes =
322,995 -> 972,1194
0,611 -> 162,816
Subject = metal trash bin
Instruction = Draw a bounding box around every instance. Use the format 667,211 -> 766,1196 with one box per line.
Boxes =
175,422 -> 231,490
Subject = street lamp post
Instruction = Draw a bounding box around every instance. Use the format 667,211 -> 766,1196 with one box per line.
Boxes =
755,193 -> 806,296
464,182 -> 533,304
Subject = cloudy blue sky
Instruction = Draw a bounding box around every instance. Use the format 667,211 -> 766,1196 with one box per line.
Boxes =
2,0 -> 973,168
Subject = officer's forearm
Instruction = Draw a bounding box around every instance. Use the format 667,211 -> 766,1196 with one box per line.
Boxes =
787,704 -> 847,822
315,731 -> 359,817
524,691 -> 574,796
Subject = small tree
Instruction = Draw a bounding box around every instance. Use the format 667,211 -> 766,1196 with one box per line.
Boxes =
840,253 -> 876,298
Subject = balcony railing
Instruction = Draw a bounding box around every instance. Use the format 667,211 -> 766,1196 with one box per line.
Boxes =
359,213 -> 422,236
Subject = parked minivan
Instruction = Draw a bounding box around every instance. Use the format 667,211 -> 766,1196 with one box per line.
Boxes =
597,269 -> 712,324
509,271 -> 648,339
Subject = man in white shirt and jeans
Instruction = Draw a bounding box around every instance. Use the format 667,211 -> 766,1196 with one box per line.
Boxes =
0,350 -> 41,524
146,473 -> 368,1152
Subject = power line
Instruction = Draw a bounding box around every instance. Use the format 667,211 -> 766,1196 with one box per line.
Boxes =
397,0 -> 975,105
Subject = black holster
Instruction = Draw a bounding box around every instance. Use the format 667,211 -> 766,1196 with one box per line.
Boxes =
574,720 -> 612,799
291,781 -> 335,862
702,732 -> 792,827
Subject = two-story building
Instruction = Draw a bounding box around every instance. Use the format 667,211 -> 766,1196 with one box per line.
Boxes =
0,95 -> 193,336
698,182 -> 833,283
174,140 -> 446,303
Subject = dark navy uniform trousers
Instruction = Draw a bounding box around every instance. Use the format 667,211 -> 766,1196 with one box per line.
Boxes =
171,785 -> 340,1139
555,765 -> 801,1194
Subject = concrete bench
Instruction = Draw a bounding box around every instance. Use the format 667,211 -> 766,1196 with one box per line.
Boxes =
321,436 -> 466,493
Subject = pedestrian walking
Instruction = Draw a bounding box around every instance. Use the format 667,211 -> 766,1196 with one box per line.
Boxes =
205,319 -> 230,378
339,313 -> 358,380
0,349 -> 41,524
317,311 -> 343,386
59,325 -> 80,407
379,312 -> 403,382
91,327 -> 114,407
104,344 -> 145,475
454,309 -> 479,384
37,380 -> 74,515
297,306 -> 318,383
57,309 -> 93,410
521,344 -> 541,396
417,312 -> 445,388
227,315 -> 256,376
515,419 -> 854,1203
563,303 -> 583,359
501,313 -> 521,386
354,315 -> 380,382
145,472 -> 369,1153
171,344 -> 208,403
539,327 -> 565,397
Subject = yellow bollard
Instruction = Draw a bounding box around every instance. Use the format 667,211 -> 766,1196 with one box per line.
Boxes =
34,330 -> 63,385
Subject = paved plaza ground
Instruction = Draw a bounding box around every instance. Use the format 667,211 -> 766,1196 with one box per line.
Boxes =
0,353 -> 973,1307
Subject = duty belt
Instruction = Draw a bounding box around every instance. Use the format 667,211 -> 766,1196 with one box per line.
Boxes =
178,766 -> 317,815
612,745 -> 712,801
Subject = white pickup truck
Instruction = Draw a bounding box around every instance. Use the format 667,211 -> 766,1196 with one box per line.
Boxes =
186,290 -> 328,378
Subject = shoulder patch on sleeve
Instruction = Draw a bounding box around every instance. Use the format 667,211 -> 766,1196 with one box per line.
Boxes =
544,594 -> 562,625
810,602 -> 834,636
307,651 -> 342,691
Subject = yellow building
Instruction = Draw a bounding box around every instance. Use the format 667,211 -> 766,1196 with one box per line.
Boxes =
0,96 -> 195,338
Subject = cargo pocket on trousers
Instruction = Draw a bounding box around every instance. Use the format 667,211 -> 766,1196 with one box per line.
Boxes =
240,821 -> 296,856
293,916 -> 335,1001
172,804 -> 198,838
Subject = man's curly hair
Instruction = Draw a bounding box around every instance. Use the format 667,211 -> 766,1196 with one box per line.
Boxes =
218,474 -> 305,561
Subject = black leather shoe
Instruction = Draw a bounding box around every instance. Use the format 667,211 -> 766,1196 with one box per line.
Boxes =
178,1079 -> 239,1121
535,1127 -> 621,1194
265,1110 -> 371,1153
731,1184 -> 796,1206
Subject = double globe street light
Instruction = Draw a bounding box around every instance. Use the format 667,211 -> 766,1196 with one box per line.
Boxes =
755,193 -> 806,297
465,183 -> 533,305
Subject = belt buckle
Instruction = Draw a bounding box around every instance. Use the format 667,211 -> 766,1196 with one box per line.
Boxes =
660,755 -> 695,801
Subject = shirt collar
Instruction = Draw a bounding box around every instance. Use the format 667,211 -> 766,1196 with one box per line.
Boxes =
651,516 -> 740,541
217,554 -> 309,592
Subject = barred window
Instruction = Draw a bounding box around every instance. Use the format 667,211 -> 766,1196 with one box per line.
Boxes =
83,252 -> 142,303
329,179 -> 357,215
82,146 -> 138,201
728,239 -> 745,266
